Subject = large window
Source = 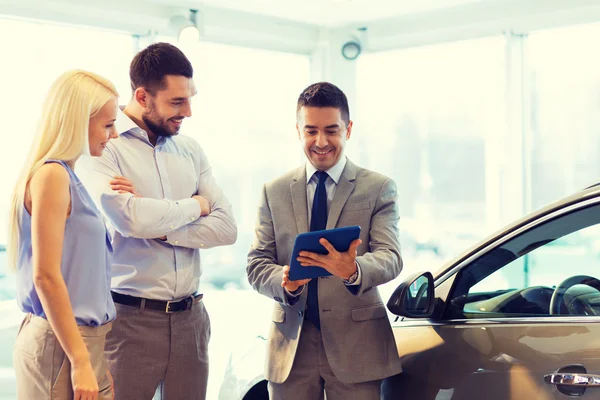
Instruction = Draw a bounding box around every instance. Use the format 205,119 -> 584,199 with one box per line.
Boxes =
356,37 -> 505,270
528,23 -> 600,210
0,18 -> 133,245
171,40 -> 310,291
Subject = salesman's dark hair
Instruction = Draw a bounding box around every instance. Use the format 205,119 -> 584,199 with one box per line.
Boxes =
296,82 -> 350,126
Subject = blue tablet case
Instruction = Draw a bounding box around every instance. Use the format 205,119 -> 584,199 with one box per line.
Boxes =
289,225 -> 361,281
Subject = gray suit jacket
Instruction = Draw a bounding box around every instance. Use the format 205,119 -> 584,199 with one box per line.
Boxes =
247,159 -> 403,384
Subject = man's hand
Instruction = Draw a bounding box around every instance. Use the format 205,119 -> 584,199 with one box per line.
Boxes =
281,265 -> 311,292
192,195 -> 210,216
297,238 -> 362,280
110,176 -> 140,197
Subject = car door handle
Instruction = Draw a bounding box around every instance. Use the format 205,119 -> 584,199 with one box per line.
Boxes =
544,373 -> 600,387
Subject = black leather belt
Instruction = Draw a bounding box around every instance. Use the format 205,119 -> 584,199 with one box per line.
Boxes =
111,291 -> 203,313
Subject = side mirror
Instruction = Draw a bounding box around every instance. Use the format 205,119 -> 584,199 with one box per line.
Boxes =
387,272 -> 435,318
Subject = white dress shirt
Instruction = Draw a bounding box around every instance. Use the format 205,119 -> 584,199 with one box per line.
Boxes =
78,110 -> 237,300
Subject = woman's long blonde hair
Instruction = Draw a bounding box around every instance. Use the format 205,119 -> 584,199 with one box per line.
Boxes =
7,70 -> 118,271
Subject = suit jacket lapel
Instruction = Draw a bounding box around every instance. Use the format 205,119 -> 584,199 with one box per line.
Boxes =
326,159 -> 357,229
290,166 -> 309,234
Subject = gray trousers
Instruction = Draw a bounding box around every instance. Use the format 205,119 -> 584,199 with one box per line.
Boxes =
13,314 -> 113,400
105,301 -> 211,400
268,320 -> 382,400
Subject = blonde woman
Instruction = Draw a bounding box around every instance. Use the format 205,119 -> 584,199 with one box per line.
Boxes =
8,70 -> 119,400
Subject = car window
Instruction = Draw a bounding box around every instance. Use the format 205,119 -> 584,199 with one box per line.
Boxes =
445,203 -> 600,319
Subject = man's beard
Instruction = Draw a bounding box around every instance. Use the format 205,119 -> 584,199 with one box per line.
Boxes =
142,100 -> 180,138
142,115 -> 175,138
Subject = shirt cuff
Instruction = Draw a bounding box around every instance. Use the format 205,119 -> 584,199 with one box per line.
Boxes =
284,285 -> 305,298
166,228 -> 187,247
345,260 -> 362,286
177,198 -> 201,223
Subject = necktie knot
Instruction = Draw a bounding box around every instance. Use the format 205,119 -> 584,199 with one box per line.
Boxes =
316,170 -> 328,185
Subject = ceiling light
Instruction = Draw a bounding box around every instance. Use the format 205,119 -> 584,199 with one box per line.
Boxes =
169,9 -> 202,43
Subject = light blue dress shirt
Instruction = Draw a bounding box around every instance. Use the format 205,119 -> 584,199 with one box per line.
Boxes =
78,110 -> 237,300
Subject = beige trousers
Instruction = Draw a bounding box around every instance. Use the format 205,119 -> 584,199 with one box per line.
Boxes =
13,313 -> 114,400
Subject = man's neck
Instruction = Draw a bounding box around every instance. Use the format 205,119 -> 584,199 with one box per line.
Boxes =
123,103 -> 159,146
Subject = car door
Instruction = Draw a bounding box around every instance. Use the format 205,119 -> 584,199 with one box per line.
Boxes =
385,198 -> 600,400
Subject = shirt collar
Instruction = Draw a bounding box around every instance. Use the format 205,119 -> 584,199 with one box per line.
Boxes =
306,156 -> 347,185
116,107 -> 151,142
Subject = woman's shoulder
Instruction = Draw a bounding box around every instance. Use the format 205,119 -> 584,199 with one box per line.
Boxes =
30,162 -> 71,196
32,162 -> 70,183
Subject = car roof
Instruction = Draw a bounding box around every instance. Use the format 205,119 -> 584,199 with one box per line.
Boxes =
433,183 -> 600,279
585,181 -> 600,190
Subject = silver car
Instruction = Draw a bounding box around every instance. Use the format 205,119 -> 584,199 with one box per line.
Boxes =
220,184 -> 600,399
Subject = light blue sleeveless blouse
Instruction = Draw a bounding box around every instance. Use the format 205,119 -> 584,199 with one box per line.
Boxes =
16,160 -> 116,326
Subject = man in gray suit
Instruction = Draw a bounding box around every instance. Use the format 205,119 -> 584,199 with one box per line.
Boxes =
247,82 -> 403,400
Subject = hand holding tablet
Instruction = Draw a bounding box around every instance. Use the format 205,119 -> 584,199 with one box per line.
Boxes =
289,226 -> 361,281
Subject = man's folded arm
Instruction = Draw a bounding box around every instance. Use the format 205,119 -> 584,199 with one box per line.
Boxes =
79,149 -> 201,239
165,169 -> 237,248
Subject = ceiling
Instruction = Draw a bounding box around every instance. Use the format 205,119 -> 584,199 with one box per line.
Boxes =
145,0 -> 489,27
3,0 -> 600,56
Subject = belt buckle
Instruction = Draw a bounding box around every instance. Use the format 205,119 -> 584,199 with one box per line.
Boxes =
165,300 -> 175,313
165,296 -> 194,313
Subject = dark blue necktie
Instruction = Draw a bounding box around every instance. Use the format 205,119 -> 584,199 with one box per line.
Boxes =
306,170 -> 328,330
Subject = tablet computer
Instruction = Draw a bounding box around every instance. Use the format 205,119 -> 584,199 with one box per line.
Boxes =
289,225 -> 361,281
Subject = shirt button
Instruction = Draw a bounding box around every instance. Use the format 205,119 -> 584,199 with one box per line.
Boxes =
175,240 -> 179,245
170,225 -> 174,229
298,310 -> 304,317
190,217 -> 195,221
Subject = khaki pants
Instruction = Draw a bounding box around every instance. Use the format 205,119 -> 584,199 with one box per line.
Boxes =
13,314 -> 114,400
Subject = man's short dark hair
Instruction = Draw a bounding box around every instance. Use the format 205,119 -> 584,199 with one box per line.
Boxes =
130,42 -> 193,94
296,82 -> 350,126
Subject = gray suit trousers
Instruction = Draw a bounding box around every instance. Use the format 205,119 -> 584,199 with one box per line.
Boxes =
105,301 -> 211,400
268,320 -> 382,400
